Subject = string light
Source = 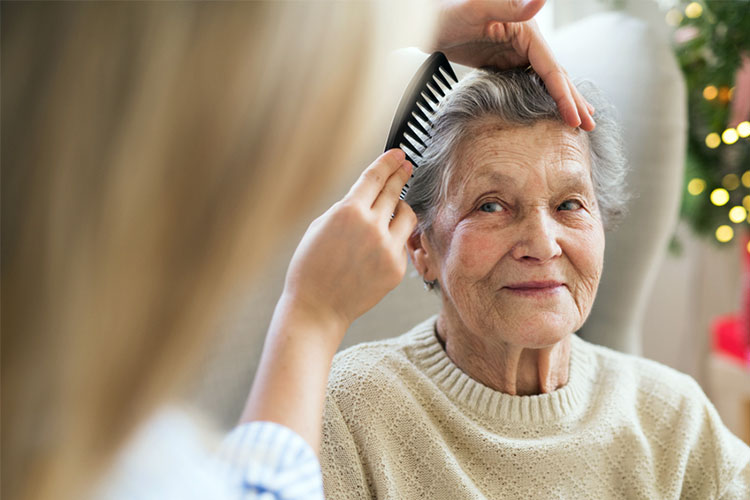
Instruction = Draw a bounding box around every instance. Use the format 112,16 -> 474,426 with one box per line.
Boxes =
738,121 -> 750,138
716,225 -> 734,243
722,128 -> 739,145
710,188 -> 730,206
722,173 -> 740,190
706,132 -> 721,148
729,206 -> 747,223
685,2 -> 703,18
744,195 -> 750,211
666,8 -> 683,26
747,240 -> 750,254
703,85 -> 718,100
687,178 -> 706,195
718,86 -> 732,103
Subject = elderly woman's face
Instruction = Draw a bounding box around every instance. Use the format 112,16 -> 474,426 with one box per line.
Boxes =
422,120 -> 604,347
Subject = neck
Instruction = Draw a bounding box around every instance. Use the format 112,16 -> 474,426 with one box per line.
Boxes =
435,314 -> 571,396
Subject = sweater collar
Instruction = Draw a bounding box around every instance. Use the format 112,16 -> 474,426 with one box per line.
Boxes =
406,316 -> 598,424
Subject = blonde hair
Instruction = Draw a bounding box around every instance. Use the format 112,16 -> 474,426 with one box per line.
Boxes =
2,2 -> 434,500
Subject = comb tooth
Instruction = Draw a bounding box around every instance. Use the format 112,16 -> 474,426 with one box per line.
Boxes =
432,74 -> 451,95
427,81 -> 445,98
413,105 -> 429,123
404,131 -> 425,151
422,89 -> 438,106
440,62 -> 458,84
409,119 -> 429,138
400,142 -> 421,161
434,70 -> 451,89
412,112 -> 432,137
418,94 -> 437,113
416,101 -> 434,118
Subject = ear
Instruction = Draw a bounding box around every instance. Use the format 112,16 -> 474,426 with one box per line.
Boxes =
407,230 -> 438,282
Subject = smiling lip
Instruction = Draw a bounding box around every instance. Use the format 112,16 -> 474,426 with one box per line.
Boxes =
503,281 -> 564,295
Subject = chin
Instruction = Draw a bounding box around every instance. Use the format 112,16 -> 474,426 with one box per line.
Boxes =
505,312 -> 574,348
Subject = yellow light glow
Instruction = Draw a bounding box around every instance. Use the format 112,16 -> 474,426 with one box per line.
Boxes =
722,173 -> 740,190
710,188 -> 730,206
723,128 -> 739,145
687,178 -> 706,195
738,121 -> 750,138
706,133 -> 721,149
719,86 -> 731,103
744,195 -> 750,211
747,240 -> 750,254
716,225 -> 734,243
703,85 -> 718,100
729,206 -> 747,223
729,87 -> 735,100
685,2 -> 703,18
666,8 -> 683,26
742,171 -> 750,188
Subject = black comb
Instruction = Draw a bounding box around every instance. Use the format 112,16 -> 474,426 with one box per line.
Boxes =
384,52 -> 458,199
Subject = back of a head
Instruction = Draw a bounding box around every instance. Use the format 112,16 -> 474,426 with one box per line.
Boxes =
1,2 -> 425,499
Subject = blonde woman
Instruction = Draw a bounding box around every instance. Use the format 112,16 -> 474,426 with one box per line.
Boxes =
2,1 -> 593,500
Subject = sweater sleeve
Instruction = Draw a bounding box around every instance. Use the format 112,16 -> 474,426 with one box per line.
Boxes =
720,458 -> 750,500
216,421 -> 324,500
320,396 -> 370,500
679,377 -> 750,499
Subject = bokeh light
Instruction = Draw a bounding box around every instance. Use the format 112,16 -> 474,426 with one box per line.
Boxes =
722,128 -> 739,145
710,188 -> 730,206
687,178 -> 706,195
666,8 -> 683,26
743,195 -> 750,211
706,133 -> 721,148
722,173 -> 740,190
718,86 -> 732,103
715,225 -> 734,243
729,206 -> 747,223
685,2 -> 703,18
703,85 -> 718,100
737,121 -> 750,138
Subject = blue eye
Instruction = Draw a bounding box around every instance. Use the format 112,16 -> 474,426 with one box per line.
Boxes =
479,202 -> 503,213
559,200 -> 583,211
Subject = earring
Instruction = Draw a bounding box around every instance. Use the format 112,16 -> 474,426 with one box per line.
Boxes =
423,279 -> 436,291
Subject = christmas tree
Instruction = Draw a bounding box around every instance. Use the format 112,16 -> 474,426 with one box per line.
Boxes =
669,1 -> 750,246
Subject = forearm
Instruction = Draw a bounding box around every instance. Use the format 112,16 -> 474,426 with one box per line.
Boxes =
239,293 -> 346,454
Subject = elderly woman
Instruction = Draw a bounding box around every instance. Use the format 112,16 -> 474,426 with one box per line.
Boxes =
320,68 -> 750,499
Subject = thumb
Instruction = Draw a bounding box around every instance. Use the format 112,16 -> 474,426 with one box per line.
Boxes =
480,0 -> 546,23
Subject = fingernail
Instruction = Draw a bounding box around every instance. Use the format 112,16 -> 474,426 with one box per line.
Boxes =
401,161 -> 413,175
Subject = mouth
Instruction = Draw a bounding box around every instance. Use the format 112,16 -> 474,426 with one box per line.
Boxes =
502,281 -> 565,297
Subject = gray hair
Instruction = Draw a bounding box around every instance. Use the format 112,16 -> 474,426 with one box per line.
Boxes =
405,67 -> 629,235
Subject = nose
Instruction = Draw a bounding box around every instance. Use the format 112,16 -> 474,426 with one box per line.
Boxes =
509,208 -> 562,263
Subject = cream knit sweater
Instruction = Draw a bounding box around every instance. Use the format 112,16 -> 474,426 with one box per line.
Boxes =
321,317 -> 750,499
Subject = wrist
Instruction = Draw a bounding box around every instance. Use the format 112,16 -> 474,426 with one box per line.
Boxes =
271,291 -> 350,353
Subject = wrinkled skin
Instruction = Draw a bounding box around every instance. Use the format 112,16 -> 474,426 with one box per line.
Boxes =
408,120 -> 604,395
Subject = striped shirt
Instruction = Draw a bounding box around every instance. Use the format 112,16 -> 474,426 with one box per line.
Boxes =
94,408 -> 323,500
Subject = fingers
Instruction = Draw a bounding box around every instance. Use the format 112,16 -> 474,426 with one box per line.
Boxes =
390,200 -> 418,244
346,149 -> 406,205
477,0 -> 547,23
569,79 -> 596,131
372,161 -> 413,218
526,32 -> 595,130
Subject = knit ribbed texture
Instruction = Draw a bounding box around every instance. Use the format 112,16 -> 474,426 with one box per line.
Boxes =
321,316 -> 750,499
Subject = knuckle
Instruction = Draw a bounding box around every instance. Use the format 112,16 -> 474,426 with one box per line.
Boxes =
363,168 -> 384,186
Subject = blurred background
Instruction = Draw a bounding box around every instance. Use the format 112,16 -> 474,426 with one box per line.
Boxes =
185,0 -> 750,445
